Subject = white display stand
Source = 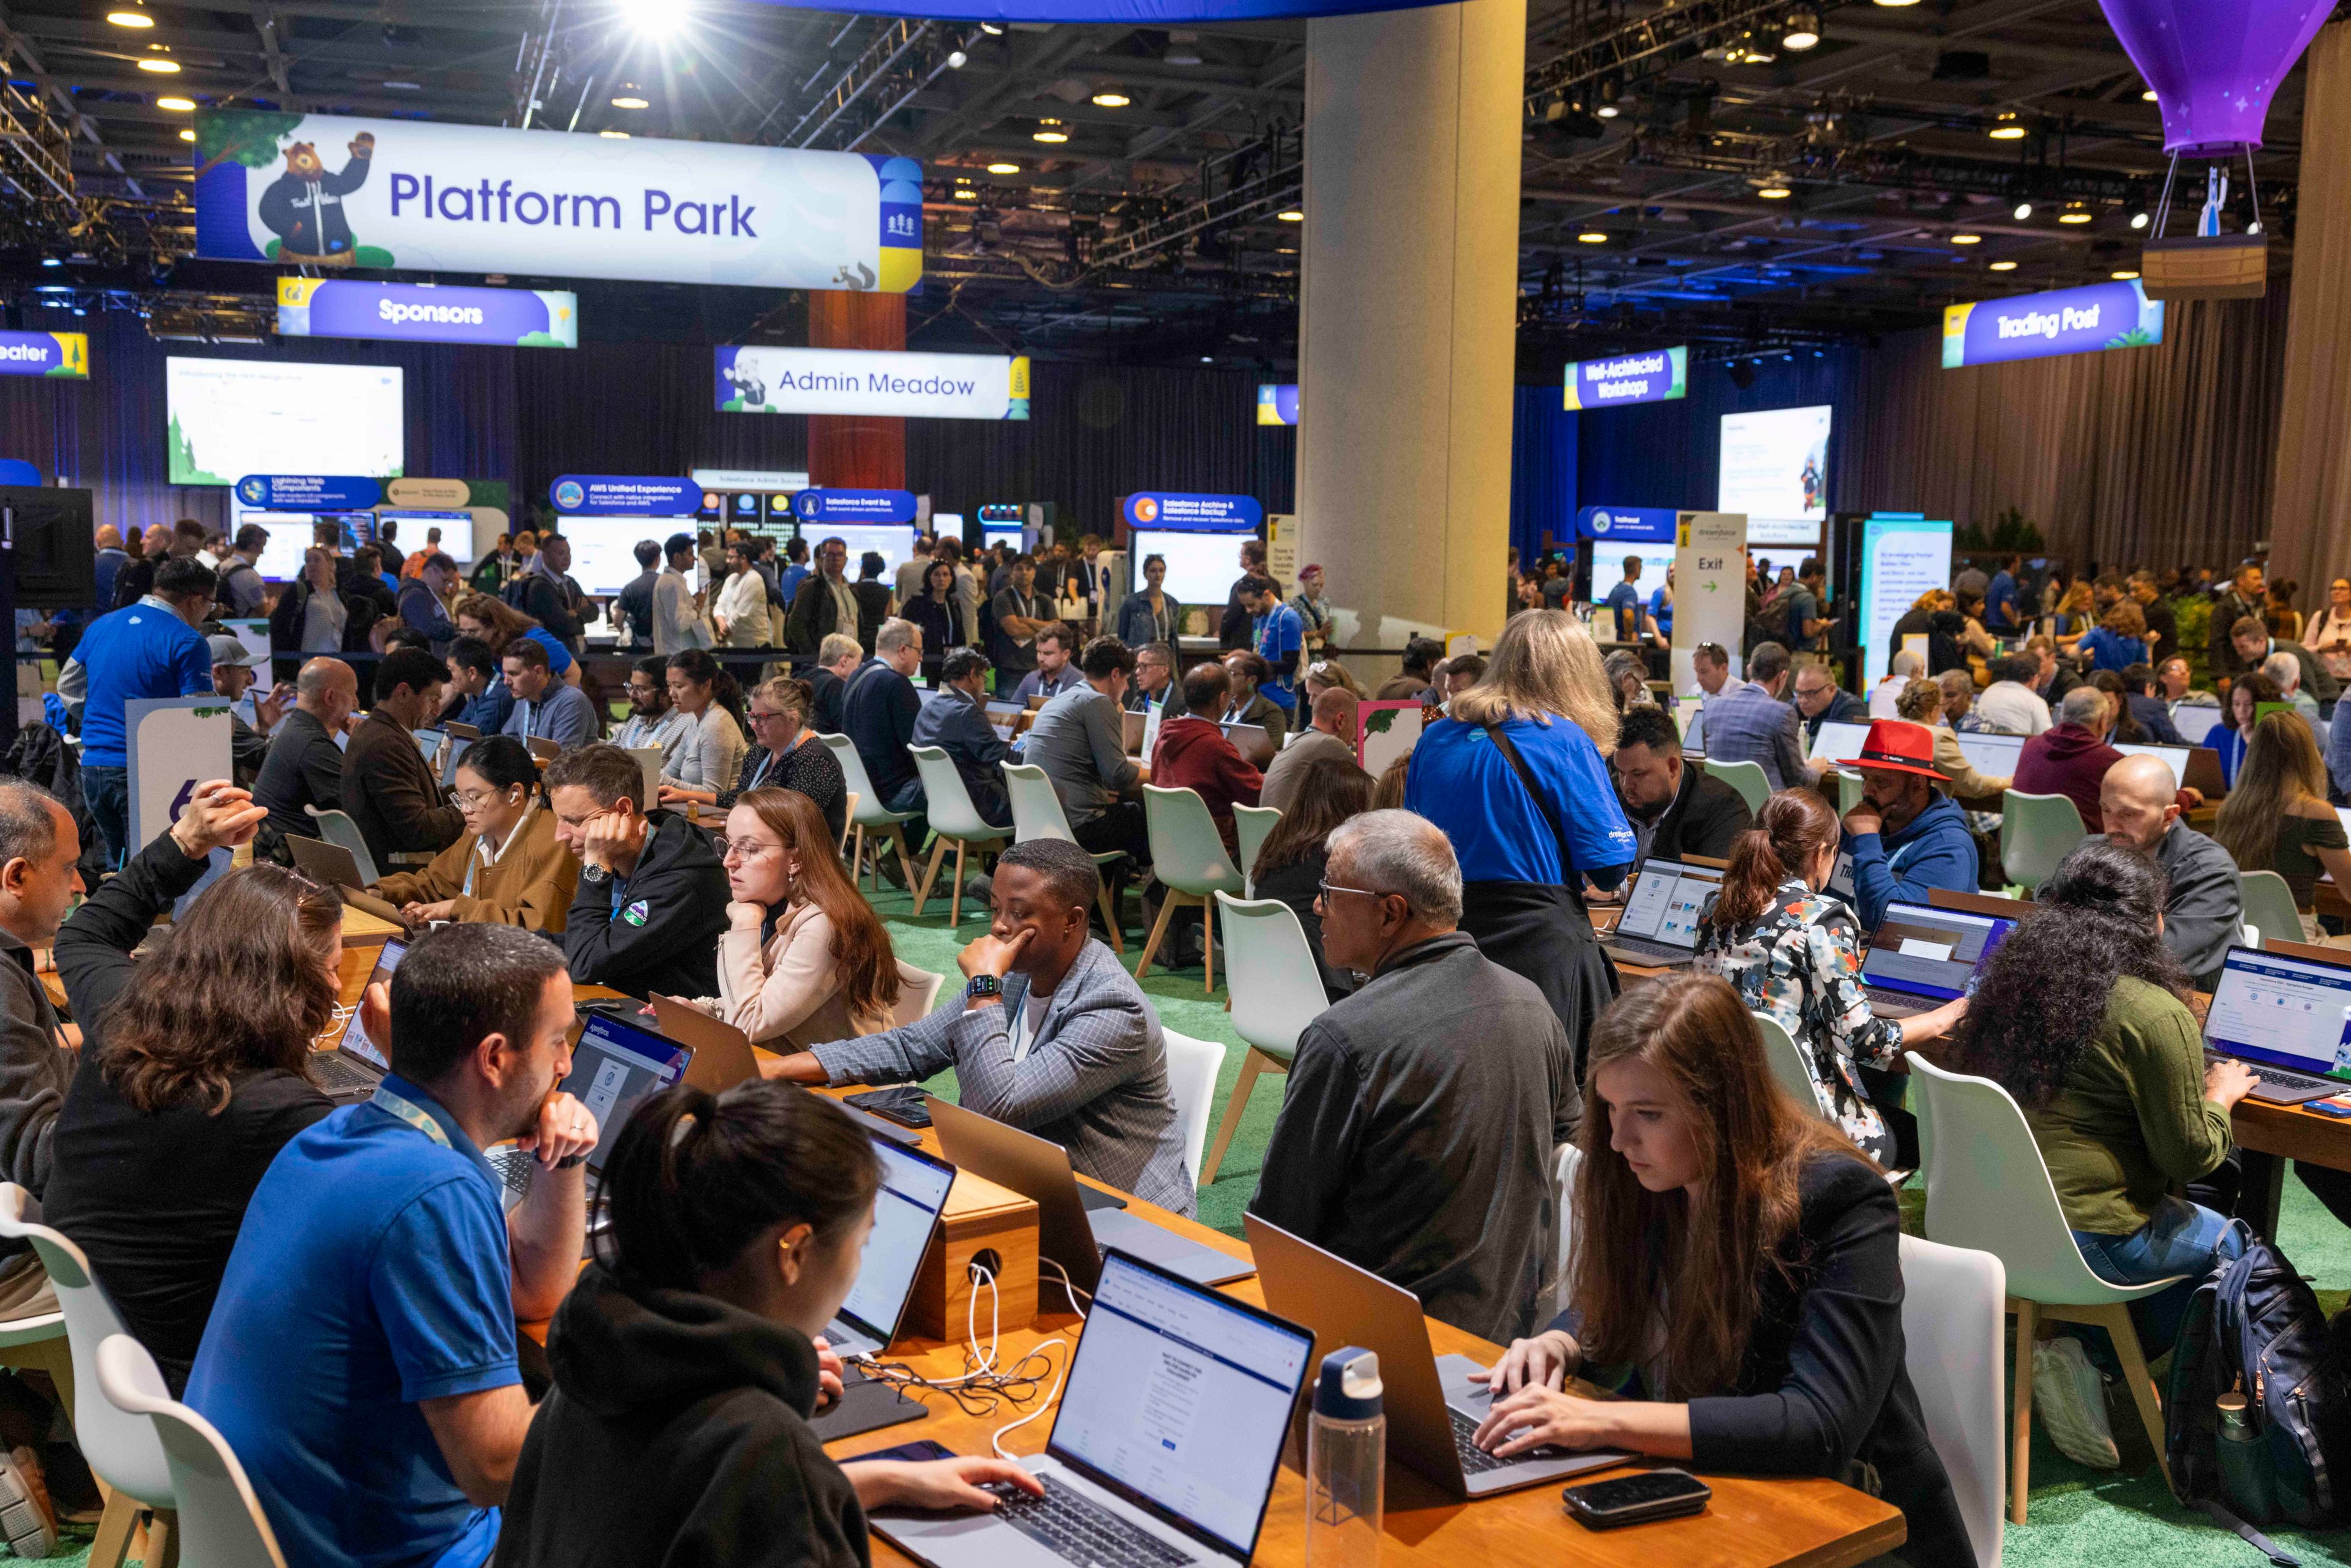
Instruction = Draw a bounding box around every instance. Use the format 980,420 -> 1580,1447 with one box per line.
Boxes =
124,696 -> 235,912
1670,511 -> 1750,689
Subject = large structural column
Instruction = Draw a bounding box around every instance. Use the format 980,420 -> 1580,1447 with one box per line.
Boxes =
2268,22 -> 2351,601
807,290 -> 907,489
1297,0 -> 1525,648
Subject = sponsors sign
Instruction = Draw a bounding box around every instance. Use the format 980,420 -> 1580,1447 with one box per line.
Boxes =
1564,346 -> 1685,411
193,110 -> 921,291
277,279 -> 577,347
549,476 -> 700,516
0,331 -> 85,379
1575,505 -> 1679,544
1119,493 -> 1264,531
1256,384 -> 1300,426
792,489 -> 918,523
235,475 -> 383,509
715,346 -> 1028,419
1942,280 -> 2165,369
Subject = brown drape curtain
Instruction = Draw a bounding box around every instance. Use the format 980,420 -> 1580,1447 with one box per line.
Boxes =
2268,22 -> 2351,612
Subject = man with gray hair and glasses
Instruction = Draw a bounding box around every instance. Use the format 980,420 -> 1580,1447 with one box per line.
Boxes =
1247,809 -> 1581,1341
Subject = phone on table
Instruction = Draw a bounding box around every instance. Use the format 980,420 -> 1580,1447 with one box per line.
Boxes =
846,1086 -> 934,1129
843,1439 -> 956,1466
1561,1469 -> 1712,1529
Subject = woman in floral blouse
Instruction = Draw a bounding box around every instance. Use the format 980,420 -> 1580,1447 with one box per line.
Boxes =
1694,788 -> 1967,1165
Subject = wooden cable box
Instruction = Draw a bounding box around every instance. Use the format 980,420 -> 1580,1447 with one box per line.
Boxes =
906,1168 -> 1041,1340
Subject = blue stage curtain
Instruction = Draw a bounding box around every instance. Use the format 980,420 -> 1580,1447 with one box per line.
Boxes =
1573,348 -> 1865,519
1509,383 -> 1575,562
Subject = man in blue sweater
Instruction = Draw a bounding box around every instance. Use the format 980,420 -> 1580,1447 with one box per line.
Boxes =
56,556 -> 217,867
1839,718 -> 1979,931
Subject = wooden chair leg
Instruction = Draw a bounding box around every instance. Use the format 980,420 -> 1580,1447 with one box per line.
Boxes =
2094,1301 -> 2172,1489
890,825 -> 920,891
1202,893 -> 1217,994
1097,880 -> 1125,954
912,837 -> 950,917
949,839 -> 968,929
851,827 -> 868,890
86,1490 -> 137,1568
2009,1297 -> 2035,1525
1200,1049 -> 1268,1185
146,1509 -> 178,1568
1134,891 -> 1182,981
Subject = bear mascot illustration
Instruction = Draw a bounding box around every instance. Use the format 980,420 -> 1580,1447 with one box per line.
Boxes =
258,133 -> 375,263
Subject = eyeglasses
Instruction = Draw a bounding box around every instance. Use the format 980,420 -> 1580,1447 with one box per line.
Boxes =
451,789 -> 514,809
714,835 -> 782,862
1316,879 -> 1390,904
747,709 -> 794,724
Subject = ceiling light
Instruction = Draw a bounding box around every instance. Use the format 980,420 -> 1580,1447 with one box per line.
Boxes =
156,96 -> 195,111
1988,111 -> 2026,140
2058,201 -> 2092,224
1950,232 -> 1981,245
615,0 -> 686,39
2112,269 -> 2140,280
1989,260 -> 2017,271
948,49 -> 968,69
108,9 -> 154,27
382,80 -> 422,90
599,129 -> 629,139
987,161 -> 1020,174
1032,119 -> 1068,143
1783,9 -> 1821,50
1595,104 -> 1619,118
178,128 -> 194,141
1199,355 -> 1212,363
1577,230 -> 1608,244
1872,0 -> 1921,7
136,56 -> 179,73
2130,209 -> 2150,230
953,188 -> 978,200
2142,88 -> 2158,102
980,21 -> 1003,33
2013,200 -> 2033,220
1276,209 -> 1303,222
1164,31 -> 1203,66
611,93 -> 650,110
1756,182 -> 1793,200
39,258 -> 58,269
1092,91 -> 1130,107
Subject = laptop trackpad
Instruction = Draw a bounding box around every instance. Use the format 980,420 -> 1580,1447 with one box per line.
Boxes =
1089,1210 -> 1253,1285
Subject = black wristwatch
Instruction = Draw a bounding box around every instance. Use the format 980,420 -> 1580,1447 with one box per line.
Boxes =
964,974 -> 1004,1002
555,1153 -> 587,1171
579,862 -> 612,885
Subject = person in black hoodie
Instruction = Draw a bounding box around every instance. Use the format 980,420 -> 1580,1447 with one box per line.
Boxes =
1476,972 -> 1973,1568
495,1079 -> 1039,1567
547,744 -> 730,1000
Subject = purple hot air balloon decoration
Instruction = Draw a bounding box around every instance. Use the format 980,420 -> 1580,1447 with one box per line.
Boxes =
2098,0 -> 2333,156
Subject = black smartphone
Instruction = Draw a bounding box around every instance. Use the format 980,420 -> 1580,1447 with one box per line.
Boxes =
843,1439 -> 956,1466
846,1086 -> 934,1128
1561,1469 -> 1711,1529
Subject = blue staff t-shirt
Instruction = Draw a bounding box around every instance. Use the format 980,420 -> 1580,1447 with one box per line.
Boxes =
1253,602 -> 1305,711
1604,580 -> 1641,640
1649,587 -> 1673,638
1404,715 -> 1635,884
69,599 -> 212,768
187,1075 -> 519,1568
519,625 -> 574,676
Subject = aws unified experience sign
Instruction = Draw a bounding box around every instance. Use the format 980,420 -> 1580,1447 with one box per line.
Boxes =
191,110 -> 922,292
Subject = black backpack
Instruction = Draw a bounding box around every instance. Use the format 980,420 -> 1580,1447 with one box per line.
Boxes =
2165,1222 -> 2351,1558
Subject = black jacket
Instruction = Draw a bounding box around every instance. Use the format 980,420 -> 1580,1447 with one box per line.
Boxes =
1550,1155 -> 1971,1568
808,668 -> 848,738
842,659 -> 921,805
252,708 -> 345,847
561,810 -> 729,1000
494,1264 -> 870,1568
910,686 -> 1010,827
1637,765 -> 1753,865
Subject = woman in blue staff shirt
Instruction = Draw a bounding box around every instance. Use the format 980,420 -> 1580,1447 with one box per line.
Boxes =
1404,609 -> 1635,1063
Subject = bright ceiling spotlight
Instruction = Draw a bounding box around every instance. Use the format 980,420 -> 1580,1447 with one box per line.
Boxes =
599,129 -> 630,139
1755,181 -> 1793,200
948,49 -> 968,69
178,128 -> 195,141
1989,260 -> 2017,271
1032,118 -> 1069,143
2142,88 -> 2158,102
2130,209 -> 2150,230
156,96 -> 195,111
107,9 -> 154,27
136,56 -> 179,73
1577,230 -> 1608,243
1950,232 -> 1982,245
610,86 -> 650,108
980,21 -> 1003,34
987,161 -> 1020,174
953,187 -> 978,200
2112,269 -> 2140,279
1783,9 -> 1821,50
1091,91 -> 1130,107
615,0 -> 686,39
1988,111 -> 2026,140
1595,103 -> 1619,118
2012,200 -> 2033,220
1276,209 -> 1303,222
2058,201 -> 2092,224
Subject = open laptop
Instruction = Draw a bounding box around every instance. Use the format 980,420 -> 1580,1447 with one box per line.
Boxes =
926,1095 -> 1253,1290
2201,945 -> 2351,1105
1245,1215 -> 1627,1498
312,938 -> 407,1105
1597,857 -> 1724,969
1120,708 -> 1147,756
1221,722 -> 1276,769
869,1250 -> 1312,1568
492,1009 -> 696,1214
444,721 -> 482,743
647,996 -> 923,1146
2113,742 -> 2191,792
626,748 -> 665,808
1859,901 -> 2018,1019
286,833 -> 367,893
525,735 -> 561,762
984,699 -> 1024,742
1807,719 -> 1872,767
825,1136 -> 959,1357
1953,731 -> 2026,782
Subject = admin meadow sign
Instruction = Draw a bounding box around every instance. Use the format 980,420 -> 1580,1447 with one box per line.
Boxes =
716,346 -> 1029,419
193,110 -> 921,292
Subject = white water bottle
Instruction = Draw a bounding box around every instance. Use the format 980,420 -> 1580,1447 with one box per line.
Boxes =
1306,1347 -> 1384,1568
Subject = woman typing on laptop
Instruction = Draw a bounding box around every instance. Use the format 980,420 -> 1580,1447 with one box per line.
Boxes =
367,735 -> 579,933
496,1080 -> 1041,1566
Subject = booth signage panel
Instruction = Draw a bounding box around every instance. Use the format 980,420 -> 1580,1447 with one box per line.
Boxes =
277,278 -> 577,347
236,475 -> 383,509
1575,505 -> 1679,544
1942,280 -> 2165,369
549,476 -> 700,516
384,478 -> 474,509
0,462 -> 40,486
1120,493 -> 1263,531
193,110 -> 921,291
793,489 -> 918,523
1256,384 -> 1300,426
126,697 -> 234,852
1858,516 -> 1954,687
691,468 -> 809,492
0,332 -> 86,379
1671,512 -> 1749,691
1564,347 -> 1685,411
716,346 -> 1028,419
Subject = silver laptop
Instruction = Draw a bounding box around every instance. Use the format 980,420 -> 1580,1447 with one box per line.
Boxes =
286,833 -> 367,892
1859,901 -> 2019,1019
825,1136 -> 959,1358
1598,857 -> 1724,969
985,699 -> 1024,742
1953,730 -> 2026,781
869,1250 -> 1311,1568
1245,1214 -> 1627,1498
1120,708 -> 1147,756
525,734 -> 561,762
2200,945 -> 2351,1105
492,1010 -> 694,1213
312,939 -> 406,1105
925,1095 -> 1253,1291
1220,722 -> 1275,768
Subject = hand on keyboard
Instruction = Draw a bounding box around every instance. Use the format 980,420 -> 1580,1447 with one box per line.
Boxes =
854,1456 -> 1043,1514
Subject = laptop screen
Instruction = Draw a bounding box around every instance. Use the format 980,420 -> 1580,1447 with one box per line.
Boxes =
1861,903 -> 2017,1002
1954,732 -> 2026,779
1809,720 -> 1872,765
2113,743 -> 2188,790
335,940 -> 408,1069
1051,1253 -> 1313,1561
834,1136 -> 957,1345
2205,947 -> 2351,1082
563,1014 -> 692,1173
1616,860 -> 1725,950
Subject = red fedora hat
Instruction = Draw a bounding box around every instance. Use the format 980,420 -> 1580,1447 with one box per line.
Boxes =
1851,718 -> 1947,781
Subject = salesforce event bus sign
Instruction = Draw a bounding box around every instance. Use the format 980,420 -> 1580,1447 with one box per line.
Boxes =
277,279 -> 577,347
1942,280 -> 2165,369
1575,505 -> 1679,544
1121,493 -> 1263,531
0,331 -> 86,380
1563,347 -> 1686,411
549,476 -> 701,516
193,110 -> 921,293
236,475 -> 384,509
793,489 -> 919,523
716,347 -> 1028,419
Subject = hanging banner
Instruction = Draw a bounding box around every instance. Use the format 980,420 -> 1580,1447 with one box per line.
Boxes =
1671,511 -> 1749,691
1120,493 -> 1264,531
749,0 -> 1461,18
1256,384 -> 1300,426
690,467 -> 810,492
1575,505 -> 1679,544
193,110 -> 921,291
715,347 -> 1028,419
0,331 -> 86,380
235,475 -> 384,510
1859,515 -> 1955,686
277,278 -> 577,347
1942,280 -> 2165,369
792,489 -> 918,523
1563,347 -> 1686,411
549,476 -> 701,516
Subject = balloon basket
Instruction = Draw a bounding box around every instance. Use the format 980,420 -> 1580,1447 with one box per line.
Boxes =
2140,233 -> 2268,301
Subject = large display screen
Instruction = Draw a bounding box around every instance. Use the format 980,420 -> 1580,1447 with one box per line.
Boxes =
552,518 -> 680,597
1130,528 -> 1252,607
1718,405 -> 1831,526
241,510 -> 378,580
377,510 -> 477,566
167,358 -> 403,487
801,523 -> 917,582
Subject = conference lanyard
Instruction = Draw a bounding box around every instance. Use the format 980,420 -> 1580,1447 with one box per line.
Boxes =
372,1083 -> 452,1149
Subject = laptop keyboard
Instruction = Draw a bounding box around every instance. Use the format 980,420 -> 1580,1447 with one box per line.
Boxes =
984,1482 -> 1193,1567
1605,935 -> 1693,962
1449,1403 -> 1565,1474
487,1146 -> 534,1202
314,1054 -> 379,1094
2210,1054 -> 2339,1095
1863,986 -> 1930,1015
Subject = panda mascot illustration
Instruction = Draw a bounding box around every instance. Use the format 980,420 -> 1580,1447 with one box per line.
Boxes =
258,133 -> 375,263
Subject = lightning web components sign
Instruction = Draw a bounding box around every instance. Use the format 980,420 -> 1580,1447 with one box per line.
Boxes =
193,110 -> 922,292
715,347 -> 1029,419
1563,347 -> 1686,410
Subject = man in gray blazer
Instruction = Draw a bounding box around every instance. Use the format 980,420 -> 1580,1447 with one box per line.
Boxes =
1698,640 -> 1815,792
770,837 -> 1193,1215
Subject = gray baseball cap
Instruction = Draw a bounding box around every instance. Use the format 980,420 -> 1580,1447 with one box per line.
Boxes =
206,634 -> 263,669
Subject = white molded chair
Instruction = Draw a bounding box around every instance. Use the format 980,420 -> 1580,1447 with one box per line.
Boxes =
1160,1029 -> 1228,1187
1898,1235 -> 2008,1568
820,735 -> 920,894
0,1185 -> 171,1568
2241,869 -> 2304,950
1553,1144 -> 1584,1319
97,1335 -> 287,1568
303,807 -> 382,885
1998,790 -> 2085,894
1750,1011 -> 1824,1120
1911,1057 -> 2180,1521
891,961 -> 945,1027
1702,757 -> 1770,816
1002,762 -> 1125,953
839,792 -> 859,858
906,746 -> 1009,929
1231,804 -> 1281,899
1201,895 -> 1329,1184
1137,786 -> 1247,992
1832,768 -> 1865,816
